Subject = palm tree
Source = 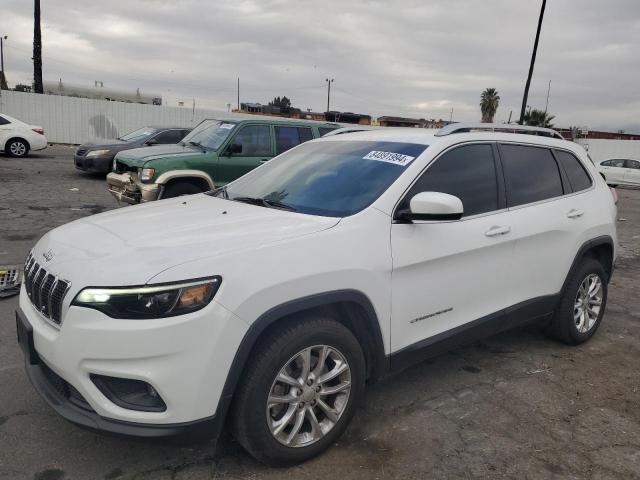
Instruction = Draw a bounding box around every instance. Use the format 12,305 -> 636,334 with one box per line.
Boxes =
523,108 -> 555,128
480,88 -> 500,123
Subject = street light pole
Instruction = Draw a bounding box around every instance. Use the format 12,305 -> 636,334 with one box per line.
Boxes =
325,78 -> 334,113
518,0 -> 546,124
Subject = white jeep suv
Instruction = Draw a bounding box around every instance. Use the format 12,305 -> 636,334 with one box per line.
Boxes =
16,124 -> 617,465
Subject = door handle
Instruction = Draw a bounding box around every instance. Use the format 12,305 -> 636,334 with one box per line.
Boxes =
567,209 -> 584,219
485,225 -> 511,237
260,158 -> 269,163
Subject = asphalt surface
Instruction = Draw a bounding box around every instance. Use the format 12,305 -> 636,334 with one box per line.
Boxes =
1,145 -> 639,480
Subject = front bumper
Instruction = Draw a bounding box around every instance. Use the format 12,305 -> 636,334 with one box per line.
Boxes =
74,154 -> 113,174
17,285 -> 248,437
106,172 -> 160,204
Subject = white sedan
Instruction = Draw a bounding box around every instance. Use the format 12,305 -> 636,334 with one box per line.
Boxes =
0,113 -> 48,157
597,158 -> 640,187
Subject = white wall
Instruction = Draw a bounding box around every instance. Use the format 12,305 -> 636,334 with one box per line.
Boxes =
576,138 -> 640,162
0,90 -> 268,144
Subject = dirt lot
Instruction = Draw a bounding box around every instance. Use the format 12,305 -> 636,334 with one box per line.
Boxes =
1,145 -> 639,480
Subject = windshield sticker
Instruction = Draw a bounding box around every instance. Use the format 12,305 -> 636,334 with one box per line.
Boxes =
363,150 -> 415,166
220,123 -> 235,130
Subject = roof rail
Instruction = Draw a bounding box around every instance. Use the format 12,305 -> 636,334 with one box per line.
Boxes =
434,123 -> 564,140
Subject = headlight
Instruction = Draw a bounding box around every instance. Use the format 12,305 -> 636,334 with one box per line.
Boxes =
72,277 -> 221,319
86,149 -> 111,158
140,167 -> 155,182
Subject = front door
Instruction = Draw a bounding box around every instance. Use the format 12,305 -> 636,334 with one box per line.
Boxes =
390,143 -> 515,353
624,159 -> 640,185
217,124 -> 273,184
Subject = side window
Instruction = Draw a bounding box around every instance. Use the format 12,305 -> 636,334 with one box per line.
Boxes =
298,127 -> 313,143
555,150 -> 592,192
625,160 -> 640,169
0,116 -> 10,125
319,127 -> 337,137
180,129 -> 191,140
232,125 -> 272,156
153,129 -> 184,144
403,144 -> 499,217
607,159 -> 626,168
500,144 -> 563,207
275,126 -> 303,155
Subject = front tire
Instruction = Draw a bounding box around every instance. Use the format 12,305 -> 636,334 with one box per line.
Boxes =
6,138 -> 29,158
545,258 -> 608,345
231,315 -> 366,466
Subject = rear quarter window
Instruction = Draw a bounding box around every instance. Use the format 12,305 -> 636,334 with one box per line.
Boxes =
555,150 -> 592,192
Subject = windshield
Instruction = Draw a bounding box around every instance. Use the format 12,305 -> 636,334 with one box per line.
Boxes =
118,127 -> 156,142
181,119 -> 236,150
216,140 -> 428,217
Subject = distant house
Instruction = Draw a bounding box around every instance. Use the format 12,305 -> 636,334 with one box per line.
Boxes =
377,116 -> 451,128
324,111 -> 371,125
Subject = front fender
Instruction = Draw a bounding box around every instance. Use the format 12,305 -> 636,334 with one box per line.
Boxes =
155,170 -> 215,189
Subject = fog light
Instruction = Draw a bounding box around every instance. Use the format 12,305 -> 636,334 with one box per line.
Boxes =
90,374 -> 166,412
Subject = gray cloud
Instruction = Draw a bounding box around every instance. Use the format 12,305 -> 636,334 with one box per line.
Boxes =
1,0 -> 638,131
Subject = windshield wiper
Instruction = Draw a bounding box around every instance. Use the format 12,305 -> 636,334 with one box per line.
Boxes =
209,185 -> 229,199
232,196 -> 297,212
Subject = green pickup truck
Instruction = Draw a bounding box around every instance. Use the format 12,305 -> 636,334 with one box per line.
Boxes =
106,118 -> 340,204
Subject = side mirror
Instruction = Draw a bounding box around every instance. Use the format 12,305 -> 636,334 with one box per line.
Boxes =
145,138 -> 158,146
398,192 -> 463,221
227,143 -> 242,155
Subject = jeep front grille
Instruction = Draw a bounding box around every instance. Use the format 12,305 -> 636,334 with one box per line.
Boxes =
24,253 -> 70,325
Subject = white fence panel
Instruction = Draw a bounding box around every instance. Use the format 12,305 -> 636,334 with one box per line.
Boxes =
0,90 -> 263,144
576,139 -> 640,163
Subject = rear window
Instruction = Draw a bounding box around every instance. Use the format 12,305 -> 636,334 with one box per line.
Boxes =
500,144 -> 563,207
555,150 -> 592,192
0,116 -> 11,125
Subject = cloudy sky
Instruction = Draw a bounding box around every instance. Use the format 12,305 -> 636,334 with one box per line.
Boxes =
2,0 -> 638,131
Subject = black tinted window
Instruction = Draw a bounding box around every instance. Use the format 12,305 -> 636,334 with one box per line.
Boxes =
404,144 -> 498,217
233,125 -> 271,156
626,160 -> 640,169
319,127 -> 337,136
0,116 -> 10,125
501,145 -> 563,207
555,150 -> 592,192
275,126 -> 313,155
153,129 -> 184,144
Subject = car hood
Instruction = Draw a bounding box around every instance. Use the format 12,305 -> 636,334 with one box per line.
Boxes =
115,144 -> 205,168
79,139 -> 129,149
31,195 -> 340,287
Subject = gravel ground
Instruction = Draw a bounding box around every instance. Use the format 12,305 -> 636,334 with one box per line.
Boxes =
1,145 -> 639,480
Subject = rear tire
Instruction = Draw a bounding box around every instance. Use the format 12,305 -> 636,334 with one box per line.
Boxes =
545,258 -> 608,345
6,138 -> 29,158
231,315 -> 366,466
161,181 -> 204,199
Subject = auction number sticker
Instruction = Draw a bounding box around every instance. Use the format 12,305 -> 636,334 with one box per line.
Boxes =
220,123 -> 235,129
363,150 -> 415,166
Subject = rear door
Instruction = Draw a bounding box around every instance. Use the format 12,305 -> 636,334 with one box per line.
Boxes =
500,144 -> 589,304
390,143 -> 515,352
624,160 -> 640,186
600,159 -> 626,184
0,115 -> 12,148
216,124 -> 273,183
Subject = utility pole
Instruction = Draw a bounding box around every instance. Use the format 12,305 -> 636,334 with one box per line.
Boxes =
544,79 -> 551,114
0,35 -> 7,90
33,0 -> 43,93
449,107 -> 453,123
325,78 -> 334,113
518,0 -> 546,124
237,77 -> 240,111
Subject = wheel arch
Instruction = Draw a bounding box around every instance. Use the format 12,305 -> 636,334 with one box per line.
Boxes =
564,236 -> 615,289
155,170 -> 215,189
213,290 -> 387,433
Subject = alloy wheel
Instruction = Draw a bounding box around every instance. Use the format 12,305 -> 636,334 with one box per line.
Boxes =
266,344 -> 351,448
574,273 -> 603,333
10,141 -> 27,156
